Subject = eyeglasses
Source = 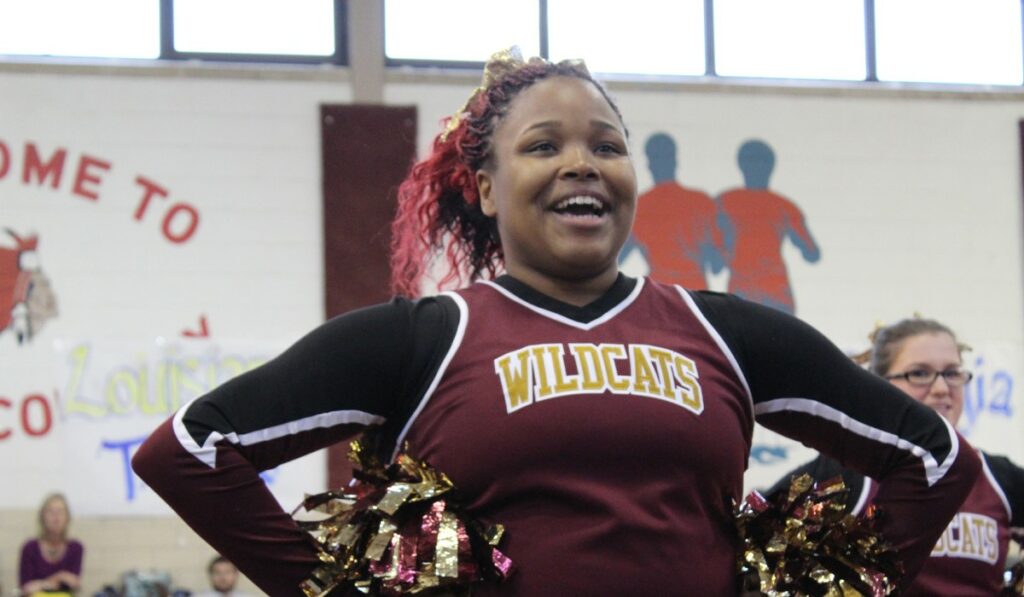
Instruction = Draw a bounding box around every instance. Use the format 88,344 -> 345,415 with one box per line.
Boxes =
884,368 -> 973,387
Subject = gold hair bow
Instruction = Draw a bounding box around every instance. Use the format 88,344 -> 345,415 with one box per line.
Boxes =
439,47 -> 589,142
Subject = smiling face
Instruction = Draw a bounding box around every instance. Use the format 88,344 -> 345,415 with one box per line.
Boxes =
476,76 -> 637,303
885,332 -> 964,425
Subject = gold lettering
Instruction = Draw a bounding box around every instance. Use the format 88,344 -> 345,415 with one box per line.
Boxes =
530,346 -> 554,398
648,347 -> 676,399
946,515 -> 961,554
549,345 -> 580,394
960,514 -> 976,555
495,349 -> 533,412
985,519 -> 998,562
493,342 -> 706,415
570,344 -> 605,391
673,355 -> 704,413
601,345 -> 630,391
630,345 -> 658,396
932,530 -> 946,556
969,517 -> 987,557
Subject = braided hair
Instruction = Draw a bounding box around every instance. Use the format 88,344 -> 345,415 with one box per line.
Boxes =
389,52 -> 625,297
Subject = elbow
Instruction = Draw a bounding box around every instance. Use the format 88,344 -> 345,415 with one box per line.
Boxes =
131,416 -> 176,486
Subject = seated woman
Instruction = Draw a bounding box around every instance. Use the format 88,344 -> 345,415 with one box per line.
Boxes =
19,493 -> 83,596
768,317 -> 1024,595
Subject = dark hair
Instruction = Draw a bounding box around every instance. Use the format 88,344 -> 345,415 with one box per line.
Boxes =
207,555 -> 232,574
856,317 -> 969,375
389,51 -> 626,297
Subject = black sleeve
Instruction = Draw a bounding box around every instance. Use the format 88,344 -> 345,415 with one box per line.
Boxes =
984,453 -> 1024,527
179,295 -> 460,470
132,295 -> 461,596
690,291 -> 959,482
687,291 -> 981,587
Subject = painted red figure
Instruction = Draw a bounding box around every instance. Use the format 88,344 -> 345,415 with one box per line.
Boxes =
628,133 -> 723,289
718,140 -> 819,314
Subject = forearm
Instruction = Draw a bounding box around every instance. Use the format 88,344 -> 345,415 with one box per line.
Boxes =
133,417 -> 325,596
22,578 -> 50,594
54,570 -> 81,590
871,431 -> 981,585
21,570 -> 77,594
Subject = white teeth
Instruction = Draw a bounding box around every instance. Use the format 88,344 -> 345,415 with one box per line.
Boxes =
554,195 -> 604,210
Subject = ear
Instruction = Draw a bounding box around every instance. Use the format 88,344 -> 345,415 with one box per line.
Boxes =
476,169 -> 497,217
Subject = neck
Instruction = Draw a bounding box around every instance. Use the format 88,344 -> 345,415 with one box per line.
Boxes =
42,532 -> 64,544
508,268 -> 619,307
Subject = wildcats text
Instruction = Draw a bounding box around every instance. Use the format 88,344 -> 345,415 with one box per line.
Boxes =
493,342 -> 703,414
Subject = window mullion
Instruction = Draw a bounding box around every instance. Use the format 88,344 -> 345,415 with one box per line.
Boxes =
864,0 -> 877,81
705,0 -> 716,75
539,0 -> 549,60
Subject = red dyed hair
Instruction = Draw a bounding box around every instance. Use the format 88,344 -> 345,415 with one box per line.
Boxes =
389,55 -> 625,297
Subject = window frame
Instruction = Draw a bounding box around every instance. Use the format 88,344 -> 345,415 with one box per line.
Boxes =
158,0 -> 348,65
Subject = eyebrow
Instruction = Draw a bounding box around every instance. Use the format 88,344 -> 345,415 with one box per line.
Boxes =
523,119 -> 622,133
904,361 -> 962,369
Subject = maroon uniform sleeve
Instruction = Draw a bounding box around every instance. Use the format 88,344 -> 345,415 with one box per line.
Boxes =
132,297 -> 460,596
690,291 -> 982,588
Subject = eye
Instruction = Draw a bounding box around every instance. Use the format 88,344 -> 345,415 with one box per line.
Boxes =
905,369 -> 934,383
943,368 -> 972,384
595,142 -> 624,155
526,141 -> 557,153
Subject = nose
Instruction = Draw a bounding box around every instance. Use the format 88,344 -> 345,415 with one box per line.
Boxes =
560,145 -> 599,181
929,373 -> 951,395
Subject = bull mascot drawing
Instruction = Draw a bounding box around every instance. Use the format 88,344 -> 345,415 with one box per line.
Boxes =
0,228 -> 57,344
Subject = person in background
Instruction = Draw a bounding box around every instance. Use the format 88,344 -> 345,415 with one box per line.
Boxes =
132,49 -> 980,595
193,556 -> 252,597
19,492 -> 83,596
768,317 -> 1024,595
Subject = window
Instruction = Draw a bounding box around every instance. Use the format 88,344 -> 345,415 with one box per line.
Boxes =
875,0 -> 1024,85
547,0 -> 705,76
384,0 -> 540,63
714,0 -> 866,80
1,0 -> 1021,86
0,0 -> 160,59
173,0 -> 336,56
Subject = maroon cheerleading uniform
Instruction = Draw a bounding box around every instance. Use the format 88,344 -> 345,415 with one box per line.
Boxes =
133,275 -> 980,596
771,450 -> 1024,595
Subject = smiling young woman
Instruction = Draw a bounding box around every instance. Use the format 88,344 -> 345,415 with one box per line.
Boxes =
133,49 -> 981,595
769,317 -> 1024,595
474,75 -> 637,305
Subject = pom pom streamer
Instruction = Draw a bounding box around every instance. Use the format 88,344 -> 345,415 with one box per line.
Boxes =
1004,532 -> 1024,595
294,441 -> 514,596
1005,560 -> 1024,596
736,474 -> 903,596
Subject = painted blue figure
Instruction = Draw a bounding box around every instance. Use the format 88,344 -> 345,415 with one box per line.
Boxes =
625,133 -> 723,289
717,139 -> 820,314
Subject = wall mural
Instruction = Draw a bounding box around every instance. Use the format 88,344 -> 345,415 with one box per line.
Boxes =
0,228 -> 57,344
623,134 -> 820,315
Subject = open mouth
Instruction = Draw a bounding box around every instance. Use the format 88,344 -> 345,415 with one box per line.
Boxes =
551,195 -> 609,217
